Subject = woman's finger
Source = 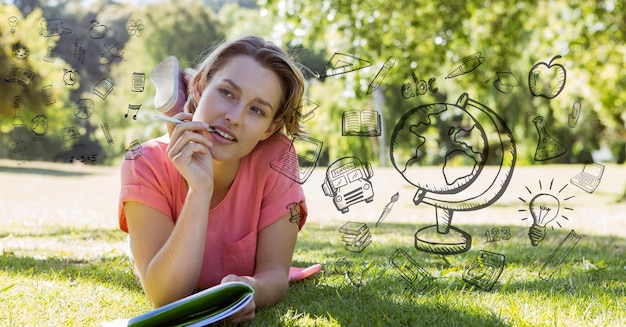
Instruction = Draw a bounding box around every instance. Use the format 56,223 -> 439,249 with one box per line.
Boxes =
170,141 -> 210,165
166,112 -> 193,137
167,129 -> 212,159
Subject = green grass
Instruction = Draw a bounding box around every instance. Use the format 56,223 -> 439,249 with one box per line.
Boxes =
1,160 -> 625,326
2,224 -> 623,326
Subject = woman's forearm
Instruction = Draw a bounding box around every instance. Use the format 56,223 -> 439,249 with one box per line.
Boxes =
141,189 -> 212,307
252,267 -> 290,308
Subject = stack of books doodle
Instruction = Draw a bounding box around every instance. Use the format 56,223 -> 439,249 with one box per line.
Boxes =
339,222 -> 372,253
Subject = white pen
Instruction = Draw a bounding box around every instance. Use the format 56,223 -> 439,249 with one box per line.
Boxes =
154,115 -> 216,132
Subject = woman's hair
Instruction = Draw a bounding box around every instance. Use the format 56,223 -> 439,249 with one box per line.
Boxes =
185,36 -> 305,136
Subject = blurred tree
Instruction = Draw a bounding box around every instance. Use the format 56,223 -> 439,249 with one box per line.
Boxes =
260,0 -> 626,166
0,4 -> 75,161
139,0 -> 224,69
1,0 -> 225,164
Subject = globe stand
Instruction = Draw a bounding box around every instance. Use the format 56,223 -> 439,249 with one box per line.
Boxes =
414,206 -> 471,255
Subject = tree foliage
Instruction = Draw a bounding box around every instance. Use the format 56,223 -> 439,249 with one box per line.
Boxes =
0,0 -> 224,164
261,0 -> 626,165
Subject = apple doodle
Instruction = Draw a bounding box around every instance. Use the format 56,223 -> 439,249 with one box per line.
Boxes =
528,55 -> 567,99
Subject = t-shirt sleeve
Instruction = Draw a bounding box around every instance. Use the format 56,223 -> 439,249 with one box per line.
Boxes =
257,135 -> 308,231
118,140 -> 176,233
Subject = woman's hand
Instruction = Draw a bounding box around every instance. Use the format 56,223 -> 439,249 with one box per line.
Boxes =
220,274 -> 256,323
166,112 -> 214,193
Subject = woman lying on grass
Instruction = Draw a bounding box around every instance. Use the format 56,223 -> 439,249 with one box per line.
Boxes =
119,36 -> 309,323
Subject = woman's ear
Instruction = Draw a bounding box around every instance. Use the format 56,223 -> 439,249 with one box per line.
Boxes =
261,117 -> 284,140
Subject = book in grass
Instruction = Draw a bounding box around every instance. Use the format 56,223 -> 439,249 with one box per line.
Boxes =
127,281 -> 254,327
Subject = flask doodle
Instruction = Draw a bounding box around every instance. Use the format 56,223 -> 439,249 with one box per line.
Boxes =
532,116 -> 567,161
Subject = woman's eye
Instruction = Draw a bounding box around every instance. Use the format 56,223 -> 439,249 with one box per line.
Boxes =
250,106 -> 265,116
221,89 -> 233,98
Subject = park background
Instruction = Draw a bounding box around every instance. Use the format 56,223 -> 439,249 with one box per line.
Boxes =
1,0 -> 625,326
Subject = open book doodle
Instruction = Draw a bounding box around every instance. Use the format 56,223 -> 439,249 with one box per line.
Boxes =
4,67 -> 35,87
342,108 -> 381,136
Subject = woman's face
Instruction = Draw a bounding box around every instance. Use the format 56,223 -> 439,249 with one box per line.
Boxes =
192,55 -> 284,163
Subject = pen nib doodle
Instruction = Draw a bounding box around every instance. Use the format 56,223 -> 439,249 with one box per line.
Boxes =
445,52 -> 485,79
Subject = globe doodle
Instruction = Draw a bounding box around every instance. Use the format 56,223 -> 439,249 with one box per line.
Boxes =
390,93 -> 516,255
390,103 -> 486,193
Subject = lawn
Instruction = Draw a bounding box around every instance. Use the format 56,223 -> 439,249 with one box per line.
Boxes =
1,159 -> 625,326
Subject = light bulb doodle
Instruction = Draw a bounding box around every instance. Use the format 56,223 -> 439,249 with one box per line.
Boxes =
518,178 -> 574,246
8,16 -> 18,33
527,194 -> 560,246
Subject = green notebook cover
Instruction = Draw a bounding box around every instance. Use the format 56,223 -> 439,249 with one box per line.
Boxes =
127,282 -> 254,327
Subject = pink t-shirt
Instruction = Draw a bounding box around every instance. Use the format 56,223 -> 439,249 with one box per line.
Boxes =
118,132 -> 307,289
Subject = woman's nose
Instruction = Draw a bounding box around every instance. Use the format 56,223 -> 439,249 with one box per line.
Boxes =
224,104 -> 244,125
